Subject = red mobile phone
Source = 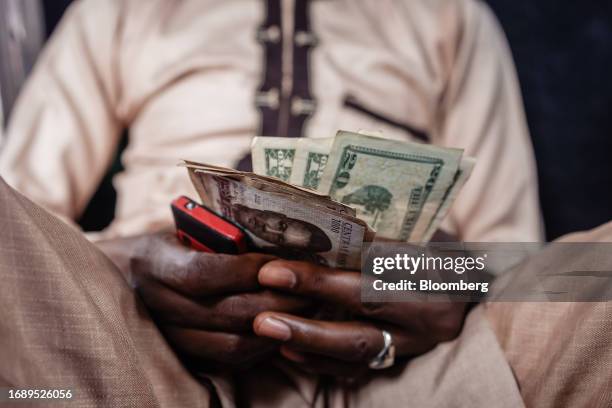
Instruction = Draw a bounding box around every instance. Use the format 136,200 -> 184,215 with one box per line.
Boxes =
171,196 -> 248,254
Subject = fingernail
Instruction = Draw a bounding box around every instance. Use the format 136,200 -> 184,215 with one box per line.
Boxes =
256,317 -> 292,341
259,265 -> 296,288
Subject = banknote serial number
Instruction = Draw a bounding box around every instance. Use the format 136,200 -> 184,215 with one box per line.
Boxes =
3,388 -> 73,400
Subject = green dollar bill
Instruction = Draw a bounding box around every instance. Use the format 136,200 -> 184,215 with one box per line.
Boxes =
251,137 -> 297,181
318,131 -> 463,241
289,137 -> 333,189
421,157 -> 476,241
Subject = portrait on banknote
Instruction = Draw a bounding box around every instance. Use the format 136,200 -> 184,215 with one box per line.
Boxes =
232,203 -> 332,254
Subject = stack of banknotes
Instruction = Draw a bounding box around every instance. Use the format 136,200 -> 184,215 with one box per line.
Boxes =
183,130 -> 475,269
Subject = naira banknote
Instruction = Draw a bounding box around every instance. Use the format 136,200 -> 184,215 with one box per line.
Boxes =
251,137 -> 298,182
183,160 -> 356,216
185,163 -> 371,269
318,131 -> 464,242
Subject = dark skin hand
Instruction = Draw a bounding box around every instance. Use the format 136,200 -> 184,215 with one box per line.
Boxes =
97,231 -> 312,370
98,229 -> 465,377
254,259 -> 468,379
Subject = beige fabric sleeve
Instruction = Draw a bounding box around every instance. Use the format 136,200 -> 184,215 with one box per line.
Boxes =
0,0 -> 123,221
438,1 -> 544,242
0,176 -> 214,406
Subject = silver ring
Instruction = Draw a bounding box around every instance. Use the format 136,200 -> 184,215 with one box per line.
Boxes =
368,330 -> 396,370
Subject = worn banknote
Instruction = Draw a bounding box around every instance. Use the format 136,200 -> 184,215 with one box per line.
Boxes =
318,131 -> 464,241
184,161 -> 371,269
421,157 -> 476,242
251,137 -> 298,182
183,161 -> 356,216
288,137 -> 334,189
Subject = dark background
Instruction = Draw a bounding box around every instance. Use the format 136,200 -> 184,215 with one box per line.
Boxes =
487,0 -> 612,239
43,0 -> 612,240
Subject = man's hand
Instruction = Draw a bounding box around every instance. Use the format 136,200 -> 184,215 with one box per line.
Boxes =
98,232 -> 311,370
253,260 -> 467,378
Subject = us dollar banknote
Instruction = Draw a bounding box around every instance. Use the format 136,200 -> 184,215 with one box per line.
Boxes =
289,137 -> 334,189
254,134 -> 377,190
421,157 -> 476,242
251,137 -> 298,182
184,161 -> 371,269
318,130 -> 464,241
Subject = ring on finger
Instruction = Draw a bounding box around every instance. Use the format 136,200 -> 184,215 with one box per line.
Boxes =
368,330 -> 395,370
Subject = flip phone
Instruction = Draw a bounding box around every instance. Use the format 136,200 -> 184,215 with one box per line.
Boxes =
171,196 -> 248,254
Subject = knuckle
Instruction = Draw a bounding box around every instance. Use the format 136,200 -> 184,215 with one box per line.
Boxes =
189,252 -> 225,277
218,336 -> 253,363
350,333 -> 373,361
220,294 -> 256,329
185,252 -> 263,294
238,253 -> 270,281
182,252 -> 232,291
309,271 -> 327,291
242,252 -> 272,267
296,263 -> 326,293
224,293 -> 247,314
182,255 -> 208,286
222,335 -> 243,356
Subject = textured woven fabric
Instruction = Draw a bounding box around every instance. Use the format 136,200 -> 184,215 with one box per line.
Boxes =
485,222 -> 612,408
0,177 -> 212,407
